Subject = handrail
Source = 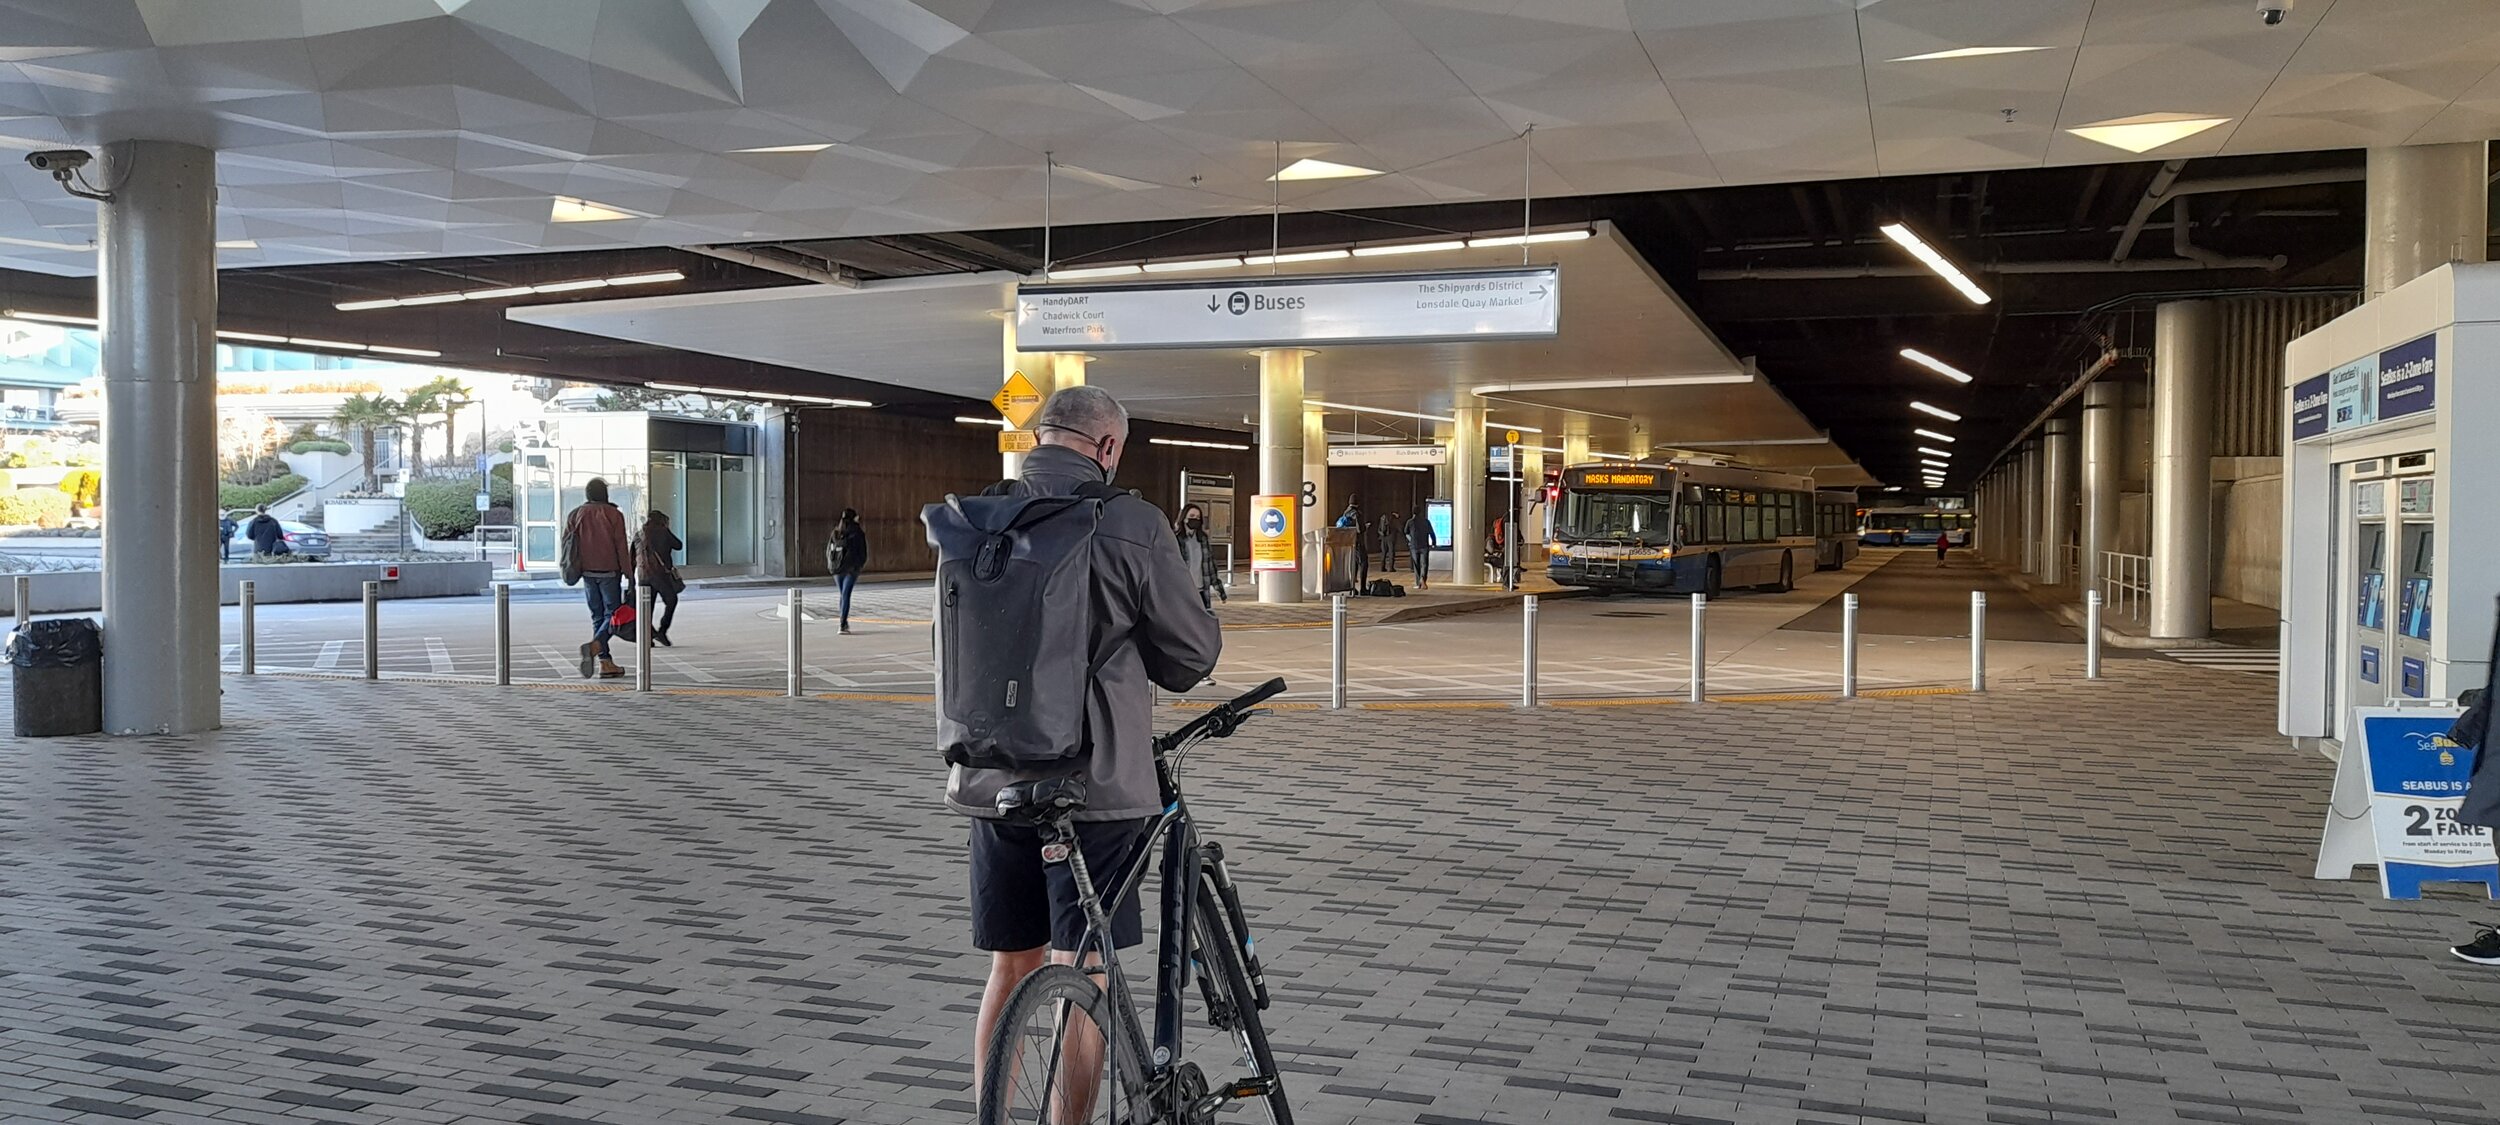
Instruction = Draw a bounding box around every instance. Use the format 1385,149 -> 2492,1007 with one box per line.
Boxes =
2100,550 -> 2151,623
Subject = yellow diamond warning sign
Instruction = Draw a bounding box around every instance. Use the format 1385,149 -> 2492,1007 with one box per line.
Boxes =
993,371 -> 1044,429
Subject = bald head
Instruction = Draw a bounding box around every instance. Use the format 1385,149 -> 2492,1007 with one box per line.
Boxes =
1032,385 -> 1131,472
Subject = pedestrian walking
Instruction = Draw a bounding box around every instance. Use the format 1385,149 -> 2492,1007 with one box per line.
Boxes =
2447,600 -> 2500,964
633,510 -> 685,647
218,511 -> 237,563
829,508 -> 868,633
1405,509 -> 1435,590
1936,531 -> 1951,563
245,505 -> 289,558
559,477 -> 631,679
1336,500 -> 1368,589
1376,511 -> 1400,574
921,385 -> 1220,1107
1175,503 -> 1225,607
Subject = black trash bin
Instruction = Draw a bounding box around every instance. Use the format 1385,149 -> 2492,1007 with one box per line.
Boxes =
6,617 -> 103,737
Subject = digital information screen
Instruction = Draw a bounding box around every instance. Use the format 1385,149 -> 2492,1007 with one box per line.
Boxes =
1573,470 -> 1662,489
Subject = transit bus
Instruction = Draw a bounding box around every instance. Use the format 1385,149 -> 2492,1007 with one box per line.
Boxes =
1813,490 -> 1862,571
1857,505 -> 1974,547
1545,459 -> 1819,596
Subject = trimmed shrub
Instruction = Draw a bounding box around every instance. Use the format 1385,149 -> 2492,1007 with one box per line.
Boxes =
0,489 -> 72,528
218,473 -> 305,511
403,477 -> 510,539
288,438 -> 352,455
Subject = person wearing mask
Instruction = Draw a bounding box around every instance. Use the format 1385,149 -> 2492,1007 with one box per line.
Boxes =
218,511 -> 238,563
633,510 -> 685,647
559,477 -> 632,679
1405,509 -> 1436,590
1336,500 -> 1367,589
829,508 -> 869,634
245,505 -> 289,558
1377,511 -> 1400,575
1175,503 -> 1224,608
940,385 -> 1222,1107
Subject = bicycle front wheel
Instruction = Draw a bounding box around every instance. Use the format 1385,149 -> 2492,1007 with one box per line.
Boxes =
980,963 -> 1142,1125
1195,882 -> 1294,1124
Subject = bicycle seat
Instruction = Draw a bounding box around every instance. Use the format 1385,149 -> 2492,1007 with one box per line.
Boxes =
994,777 -> 1089,822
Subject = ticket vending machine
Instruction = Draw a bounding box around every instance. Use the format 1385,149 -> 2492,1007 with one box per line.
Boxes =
2283,264 -> 2500,753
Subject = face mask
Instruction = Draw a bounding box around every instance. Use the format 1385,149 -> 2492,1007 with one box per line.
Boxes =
1186,517 -> 1203,529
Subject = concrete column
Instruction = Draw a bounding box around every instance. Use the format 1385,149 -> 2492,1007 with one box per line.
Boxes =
1559,431 -> 1589,468
1256,349 -> 1308,604
1518,443 -> 1545,569
2018,441 -> 2041,575
2365,143 -> 2491,300
999,330 -> 1087,477
756,406 -> 791,577
2040,418 -> 2077,586
1302,405 -> 1330,596
2079,381 -> 2123,600
1449,405 -> 1486,586
2151,300 -> 2218,638
98,139 -> 220,736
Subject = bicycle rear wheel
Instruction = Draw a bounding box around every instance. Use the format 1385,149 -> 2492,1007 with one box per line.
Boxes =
980,963 -> 1142,1125
1194,882 -> 1294,1124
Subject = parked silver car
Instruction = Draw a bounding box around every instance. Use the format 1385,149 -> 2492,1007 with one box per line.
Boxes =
224,508 -> 329,561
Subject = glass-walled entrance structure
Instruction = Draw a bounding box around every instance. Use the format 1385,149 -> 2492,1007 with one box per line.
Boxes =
517,412 -> 760,578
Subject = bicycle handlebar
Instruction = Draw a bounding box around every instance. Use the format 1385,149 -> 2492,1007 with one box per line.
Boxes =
1156,677 -> 1287,755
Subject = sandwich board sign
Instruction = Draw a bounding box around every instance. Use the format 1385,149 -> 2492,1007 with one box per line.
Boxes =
2315,706 -> 2499,898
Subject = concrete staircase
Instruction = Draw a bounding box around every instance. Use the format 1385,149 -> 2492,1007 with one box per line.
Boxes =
327,514 -> 411,558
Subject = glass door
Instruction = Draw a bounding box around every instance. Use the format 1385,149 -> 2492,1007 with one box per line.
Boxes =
519,445 -> 560,572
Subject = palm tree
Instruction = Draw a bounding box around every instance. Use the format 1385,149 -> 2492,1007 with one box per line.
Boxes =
331,393 -> 401,491
413,376 -> 474,472
397,385 -> 437,474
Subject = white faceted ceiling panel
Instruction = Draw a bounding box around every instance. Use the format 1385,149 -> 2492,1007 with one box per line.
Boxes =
0,0 -> 2494,275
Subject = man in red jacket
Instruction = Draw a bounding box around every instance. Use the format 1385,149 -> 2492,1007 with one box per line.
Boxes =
560,477 -> 633,678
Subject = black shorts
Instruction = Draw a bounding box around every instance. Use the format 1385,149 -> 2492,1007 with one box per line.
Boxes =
968,817 -> 1152,953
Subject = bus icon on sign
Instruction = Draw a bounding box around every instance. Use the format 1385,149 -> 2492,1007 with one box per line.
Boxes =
1228,291 -> 1251,315
1258,507 -> 1286,535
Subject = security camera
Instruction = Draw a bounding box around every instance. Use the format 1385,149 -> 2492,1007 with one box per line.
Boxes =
2257,0 -> 2291,25
25,149 -> 92,174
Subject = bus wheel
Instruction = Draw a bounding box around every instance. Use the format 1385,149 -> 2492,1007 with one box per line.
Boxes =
1760,551 -> 1794,594
1702,557 -> 1722,599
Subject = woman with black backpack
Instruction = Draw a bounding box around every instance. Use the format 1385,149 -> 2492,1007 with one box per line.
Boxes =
829,508 -> 869,634
632,510 -> 685,647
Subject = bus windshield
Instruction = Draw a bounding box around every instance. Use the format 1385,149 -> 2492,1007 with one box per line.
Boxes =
1557,489 -> 1674,544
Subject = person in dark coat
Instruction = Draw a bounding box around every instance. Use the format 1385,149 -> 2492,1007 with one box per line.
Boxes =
2449,599 -> 2500,965
1174,503 -> 1223,608
1376,512 -> 1399,573
1404,510 -> 1435,590
245,506 -> 288,557
218,512 -> 238,562
633,510 -> 685,647
828,508 -> 868,634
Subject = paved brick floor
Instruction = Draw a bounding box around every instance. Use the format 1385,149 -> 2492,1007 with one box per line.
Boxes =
1,666 -> 2495,1124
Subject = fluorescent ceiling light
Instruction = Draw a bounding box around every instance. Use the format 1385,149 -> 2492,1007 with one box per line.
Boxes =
5,310 -> 96,326
1307,399 -> 1451,425
789,395 -> 873,407
1900,348 -> 1974,383
215,330 -> 287,343
1588,452 -> 1633,461
0,235 -> 89,252
604,271 -> 686,286
1468,230 -> 1592,249
2067,112 -> 2232,154
550,195 -> 637,222
734,142 -> 835,153
1921,459 -> 1950,468
1269,158 -> 1382,182
957,415 -> 1009,427
1051,264 -> 1143,280
1472,374 -> 1749,395
397,292 -> 468,306
1371,464 -> 1430,473
461,286 -> 537,301
524,278 -> 608,294
649,382 -> 706,393
334,270 -> 683,310
1916,447 -> 1953,458
1878,222 -> 1991,305
1910,401 -> 1963,422
1149,437 -> 1250,451
287,337 -> 365,352
1242,249 -> 1349,266
215,239 -> 258,250
366,345 -> 442,358
1141,257 -> 1244,273
1914,428 -> 1956,443
1352,239 -> 1467,258
1890,45 -> 2052,62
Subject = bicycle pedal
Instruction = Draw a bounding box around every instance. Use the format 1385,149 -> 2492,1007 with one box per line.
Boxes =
1221,1077 -> 1275,1099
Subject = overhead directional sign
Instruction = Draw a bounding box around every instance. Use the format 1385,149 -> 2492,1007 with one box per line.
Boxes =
993,370 -> 1043,428
1015,266 -> 1561,351
1328,443 -> 1447,467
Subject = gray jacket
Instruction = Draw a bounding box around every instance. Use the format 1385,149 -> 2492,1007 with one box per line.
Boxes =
946,444 -> 1223,822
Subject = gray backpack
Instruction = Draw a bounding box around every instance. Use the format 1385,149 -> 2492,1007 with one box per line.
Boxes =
922,481 -> 1122,770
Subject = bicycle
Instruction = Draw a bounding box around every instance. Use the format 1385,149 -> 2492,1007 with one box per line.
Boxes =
978,677 -> 1295,1125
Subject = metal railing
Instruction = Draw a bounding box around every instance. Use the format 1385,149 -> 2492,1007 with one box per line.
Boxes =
2100,551 -> 2151,623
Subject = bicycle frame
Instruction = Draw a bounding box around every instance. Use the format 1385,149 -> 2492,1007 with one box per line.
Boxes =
1049,746 -> 1201,1085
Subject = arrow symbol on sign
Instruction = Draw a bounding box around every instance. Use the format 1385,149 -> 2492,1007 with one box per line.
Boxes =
1206,296 -> 1221,313
1531,286 -> 1548,299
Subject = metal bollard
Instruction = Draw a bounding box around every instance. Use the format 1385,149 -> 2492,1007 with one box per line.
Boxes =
1329,592 -> 1348,710
1520,595 -> 1540,708
786,588 -> 805,698
1840,592 -> 1858,699
362,580 -> 380,680
1689,593 -> 1708,703
13,573 -> 27,629
1969,591 -> 1987,693
2085,590 -> 2104,680
636,585 -> 654,693
239,580 -> 257,676
494,583 -> 511,686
